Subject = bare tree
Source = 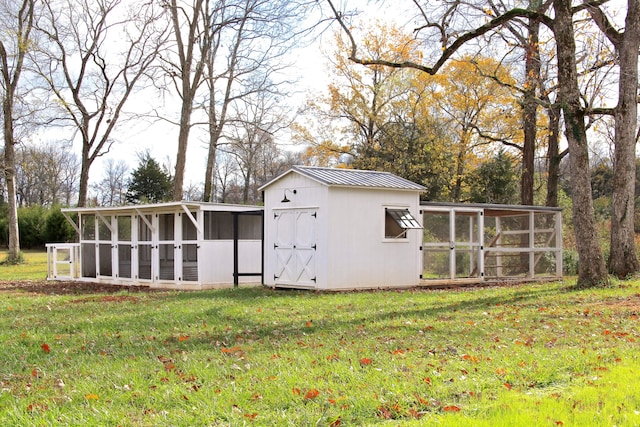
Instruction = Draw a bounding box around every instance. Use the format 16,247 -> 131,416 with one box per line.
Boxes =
0,0 -> 35,262
201,0 -> 309,202
91,158 -> 128,206
227,90 -> 292,203
163,0 -> 212,201
325,0 -> 610,286
15,141 -> 79,206
33,0 -> 168,207
214,149 -> 237,202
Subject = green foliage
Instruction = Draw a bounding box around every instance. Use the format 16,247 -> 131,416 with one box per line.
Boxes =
352,121 -> 454,201
589,158 -> 640,231
0,206 -> 76,249
0,281 -> 639,425
45,207 -> 77,243
17,205 -> 47,249
562,249 -> 579,275
0,203 -> 8,247
125,152 -> 172,204
468,149 -> 519,204
591,161 -> 613,200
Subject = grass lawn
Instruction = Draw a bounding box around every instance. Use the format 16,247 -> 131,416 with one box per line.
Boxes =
0,253 -> 639,425
0,249 -> 49,281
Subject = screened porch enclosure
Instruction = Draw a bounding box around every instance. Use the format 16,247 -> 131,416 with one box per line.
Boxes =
53,202 -> 263,289
421,203 -> 562,282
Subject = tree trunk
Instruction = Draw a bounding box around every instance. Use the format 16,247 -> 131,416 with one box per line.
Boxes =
169,0 -> 207,202
3,97 -> 20,262
173,98 -> 192,201
521,15 -> 540,206
553,0 -> 608,286
203,84 -> 217,203
608,0 -> 640,278
203,126 -> 217,202
77,150 -> 91,207
545,105 -> 562,207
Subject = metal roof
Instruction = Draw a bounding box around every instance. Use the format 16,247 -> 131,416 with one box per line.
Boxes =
61,201 -> 263,214
260,166 -> 426,191
420,201 -> 562,216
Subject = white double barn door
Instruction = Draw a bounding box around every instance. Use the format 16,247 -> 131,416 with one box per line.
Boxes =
273,209 -> 317,287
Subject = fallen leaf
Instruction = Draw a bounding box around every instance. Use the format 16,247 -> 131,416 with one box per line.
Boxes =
414,393 -> 429,405
41,343 -> 51,354
85,393 -> 99,400
178,335 -> 189,342
329,416 -> 342,427
359,357 -> 372,366
304,388 -> 319,399
462,354 -> 479,363
378,405 -> 393,419
443,405 -> 461,412
408,408 -> 424,418
244,412 -> 258,420
292,387 -> 301,395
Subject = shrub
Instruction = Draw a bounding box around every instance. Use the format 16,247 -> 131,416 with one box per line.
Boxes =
0,204 -> 7,247
45,207 -> 77,243
18,205 -> 47,249
563,249 -> 579,276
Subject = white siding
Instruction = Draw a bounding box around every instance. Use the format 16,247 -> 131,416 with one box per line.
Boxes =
198,240 -> 262,284
324,187 -> 421,289
263,172 -> 422,290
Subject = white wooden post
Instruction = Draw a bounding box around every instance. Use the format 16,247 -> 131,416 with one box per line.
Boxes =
478,211 -> 485,281
496,217 -> 502,278
555,211 -> 563,277
528,211 -> 535,279
449,210 -> 456,279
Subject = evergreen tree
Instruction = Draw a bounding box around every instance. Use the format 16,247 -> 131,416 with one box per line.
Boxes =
468,150 -> 519,204
125,152 -> 172,204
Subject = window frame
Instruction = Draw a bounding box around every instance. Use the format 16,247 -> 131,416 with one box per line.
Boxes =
384,207 -> 422,240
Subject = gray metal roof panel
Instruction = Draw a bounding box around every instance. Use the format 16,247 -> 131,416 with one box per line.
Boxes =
291,166 -> 426,191
420,201 -> 562,213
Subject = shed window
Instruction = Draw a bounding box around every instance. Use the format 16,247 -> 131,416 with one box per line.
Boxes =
385,208 -> 422,239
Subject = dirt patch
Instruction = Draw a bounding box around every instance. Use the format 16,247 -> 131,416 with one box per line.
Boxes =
0,280 -> 165,295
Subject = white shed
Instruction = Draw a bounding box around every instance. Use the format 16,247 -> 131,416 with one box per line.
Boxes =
48,202 -> 263,290
259,166 -> 425,290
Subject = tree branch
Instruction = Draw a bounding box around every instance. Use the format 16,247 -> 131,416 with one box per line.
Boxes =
585,3 -> 622,47
325,0 -> 553,75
